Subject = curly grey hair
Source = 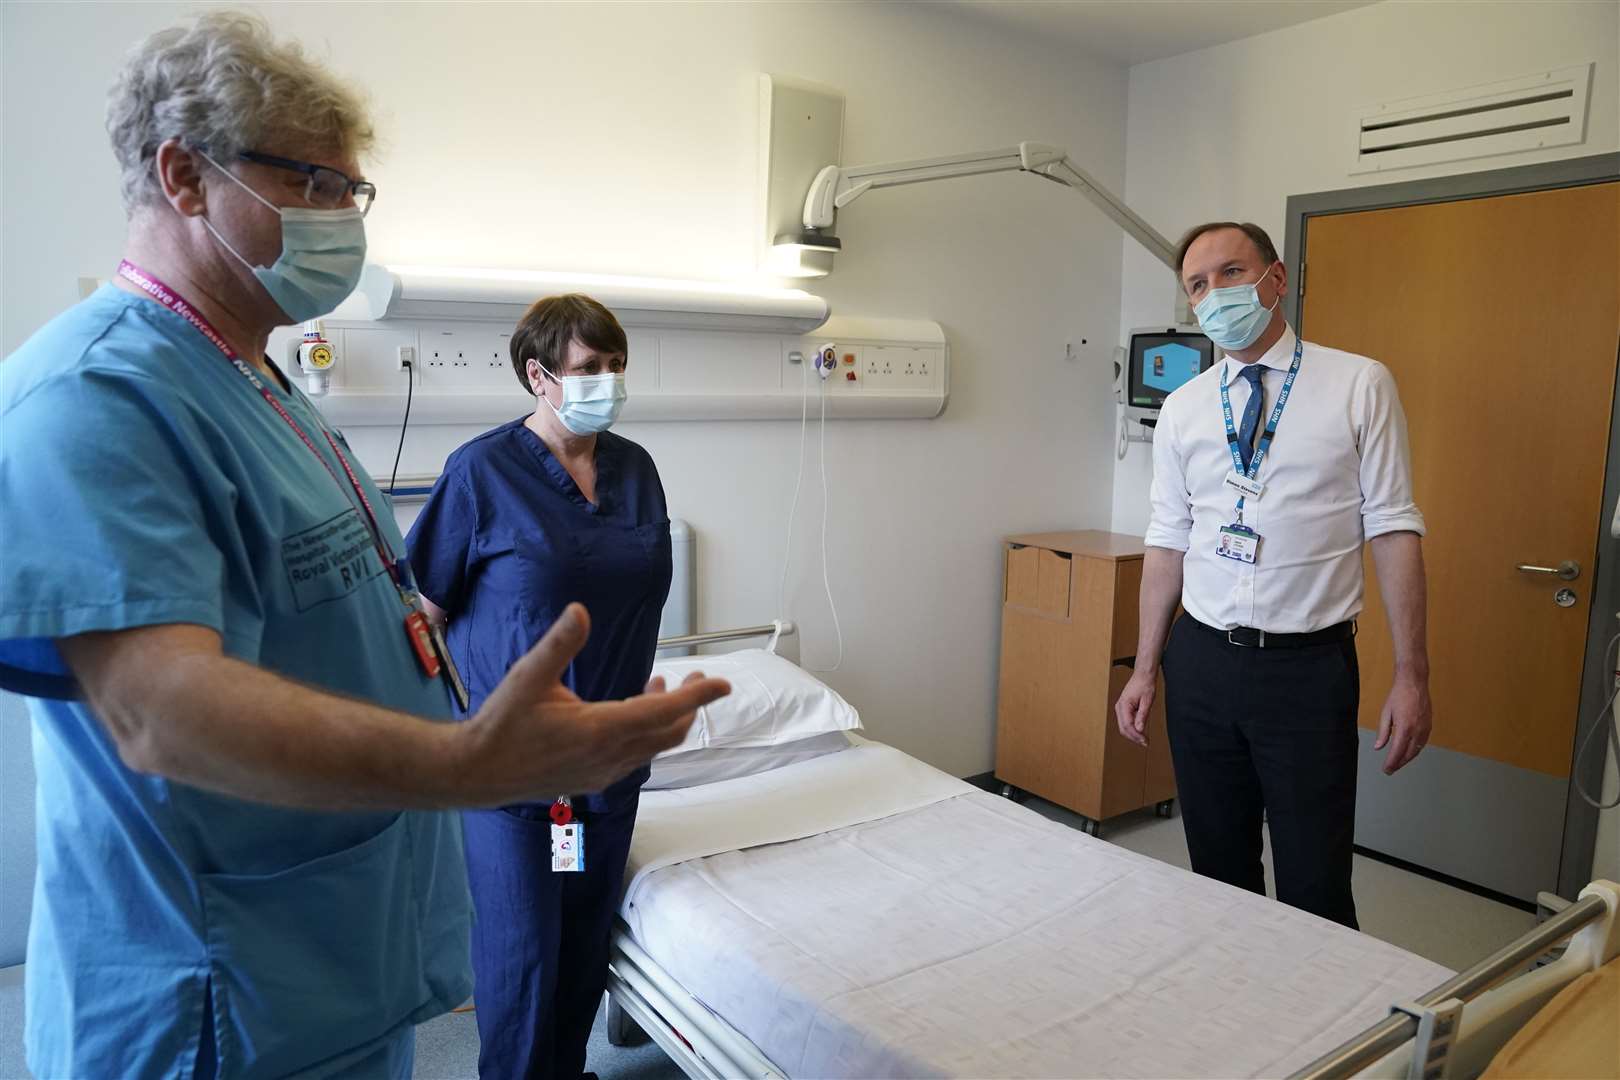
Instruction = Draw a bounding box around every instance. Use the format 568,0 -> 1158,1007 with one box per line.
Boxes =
107,11 -> 375,212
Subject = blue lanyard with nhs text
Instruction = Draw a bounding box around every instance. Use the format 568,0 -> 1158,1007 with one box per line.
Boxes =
1219,336 -> 1302,524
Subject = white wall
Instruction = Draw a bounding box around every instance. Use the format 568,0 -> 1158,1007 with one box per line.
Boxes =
1110,0 -> 1619,533
1,1 -> 1130,779
1106,0 -> 1620,884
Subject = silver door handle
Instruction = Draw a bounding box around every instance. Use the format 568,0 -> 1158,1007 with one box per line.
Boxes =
1516,560 -> 1581,580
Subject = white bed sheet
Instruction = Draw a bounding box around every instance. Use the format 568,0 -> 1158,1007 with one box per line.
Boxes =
623,747 -> 1453,1079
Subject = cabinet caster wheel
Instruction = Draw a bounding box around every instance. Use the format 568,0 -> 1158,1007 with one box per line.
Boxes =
999,783 -> 1029,804
1155,799 -> 1176,819
1081,818 -> 1101,838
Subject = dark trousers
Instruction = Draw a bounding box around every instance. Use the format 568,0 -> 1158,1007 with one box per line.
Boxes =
462,791 -> 640,1080
1161,614 -> 1361,929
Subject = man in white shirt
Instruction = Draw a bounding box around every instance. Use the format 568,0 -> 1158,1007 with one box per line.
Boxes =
1115,221 -> 1432,929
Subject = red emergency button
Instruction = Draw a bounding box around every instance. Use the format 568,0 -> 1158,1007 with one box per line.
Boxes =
846,371 -> 857,381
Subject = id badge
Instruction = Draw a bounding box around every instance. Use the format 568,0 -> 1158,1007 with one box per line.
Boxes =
551,822 -> 586,873
428,621 -> 470,712
1216,524 -> 1262,564
1223,471 -> 1265,500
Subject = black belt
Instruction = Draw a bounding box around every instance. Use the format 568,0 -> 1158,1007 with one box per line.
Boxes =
1188,616 -> 1356,649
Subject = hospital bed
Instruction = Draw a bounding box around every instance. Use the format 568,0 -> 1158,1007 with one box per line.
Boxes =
604,624 -> 1619,1080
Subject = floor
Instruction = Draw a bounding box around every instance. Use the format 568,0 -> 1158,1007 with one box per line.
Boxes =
0,800 -> 1539,1080
1028,798 -> 1538,974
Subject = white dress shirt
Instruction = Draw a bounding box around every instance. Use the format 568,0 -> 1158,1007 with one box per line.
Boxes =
1145,325 -> 1425,633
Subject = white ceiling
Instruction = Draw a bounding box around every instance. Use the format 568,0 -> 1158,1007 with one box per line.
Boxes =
942,0 -> 1380,66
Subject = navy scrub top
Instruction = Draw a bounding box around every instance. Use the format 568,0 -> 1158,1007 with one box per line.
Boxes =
406,419 -> 673,804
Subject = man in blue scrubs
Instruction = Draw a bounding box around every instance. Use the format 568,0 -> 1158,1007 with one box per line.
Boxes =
0,15 -> 726,1079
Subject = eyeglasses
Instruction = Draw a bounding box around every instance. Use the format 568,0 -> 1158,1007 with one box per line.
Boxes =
237,150 -> 376,216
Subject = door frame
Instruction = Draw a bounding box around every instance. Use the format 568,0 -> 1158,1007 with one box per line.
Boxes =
1283,152 -> 1620,900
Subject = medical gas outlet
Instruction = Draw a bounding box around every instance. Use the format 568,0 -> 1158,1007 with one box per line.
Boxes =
296,320 -> 336,397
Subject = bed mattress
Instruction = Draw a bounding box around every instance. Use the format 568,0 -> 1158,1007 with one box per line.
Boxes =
623,743 -> 1451,1078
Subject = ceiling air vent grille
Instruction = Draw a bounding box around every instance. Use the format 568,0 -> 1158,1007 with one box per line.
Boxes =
1350,63 -> 1591,174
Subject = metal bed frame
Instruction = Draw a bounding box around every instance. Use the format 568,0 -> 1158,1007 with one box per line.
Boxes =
604,923 -> 784,1079
652,624 -> 790,652
607,623 -> 1620,1080
612,872 -> 1618,1080
1290,879 -> 1618,1080
603,622 -> 793,1079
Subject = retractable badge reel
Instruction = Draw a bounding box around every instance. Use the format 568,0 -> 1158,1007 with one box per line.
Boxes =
550,797 -> 585,872
403,608 -> 441,677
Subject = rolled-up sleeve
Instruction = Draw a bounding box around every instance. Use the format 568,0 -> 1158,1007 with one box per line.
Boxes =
1144,398 -> 1193,552
1357,361 -> 1426,539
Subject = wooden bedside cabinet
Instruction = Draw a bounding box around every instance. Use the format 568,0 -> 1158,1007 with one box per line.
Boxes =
993,530 -> 1177,835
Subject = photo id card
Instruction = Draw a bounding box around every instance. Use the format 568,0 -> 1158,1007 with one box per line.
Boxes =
551,822 -> 586,873
1216,524 -> 1262,564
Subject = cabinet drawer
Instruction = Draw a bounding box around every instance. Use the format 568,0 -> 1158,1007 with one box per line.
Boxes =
1111,558 -> 1143,661
1005,544 -> 1071,619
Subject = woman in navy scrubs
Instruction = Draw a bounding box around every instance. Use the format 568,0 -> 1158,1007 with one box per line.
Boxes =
407,294 -> 672,1079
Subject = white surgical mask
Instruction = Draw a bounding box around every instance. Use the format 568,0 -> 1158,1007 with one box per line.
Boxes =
538,367 -> 627,435
198,151 -> 367,323
1193,270 -> 1281,352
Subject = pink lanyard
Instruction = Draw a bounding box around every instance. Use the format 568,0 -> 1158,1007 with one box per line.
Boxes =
116,260 -> 404,595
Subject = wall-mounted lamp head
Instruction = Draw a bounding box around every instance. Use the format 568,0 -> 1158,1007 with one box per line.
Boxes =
761,75 -> 845,281
767,228 -> 841,279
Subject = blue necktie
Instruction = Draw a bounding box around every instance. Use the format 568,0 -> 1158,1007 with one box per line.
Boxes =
1235,364 -> 1266,472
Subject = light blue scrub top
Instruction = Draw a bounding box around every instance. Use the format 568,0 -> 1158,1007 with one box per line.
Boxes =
0,287 -> 473,1079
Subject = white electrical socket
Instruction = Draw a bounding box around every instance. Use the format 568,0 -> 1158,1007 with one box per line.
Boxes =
397,344 -> 416,371
863,349 -> 896,388
875,346 -> 939,388
487,332 -> 510,374
867,346 -> 943,389
417,331 -> 518,389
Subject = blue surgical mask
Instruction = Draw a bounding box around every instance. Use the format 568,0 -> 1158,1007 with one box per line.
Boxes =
1193,271 -> 1281,351
199,152 -> 368,323
541,369 -> 627,435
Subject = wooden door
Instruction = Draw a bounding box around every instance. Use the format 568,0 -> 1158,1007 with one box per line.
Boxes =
1300,181 -> 1620,898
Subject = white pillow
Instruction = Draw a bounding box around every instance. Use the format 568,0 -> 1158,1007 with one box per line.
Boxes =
644,731 -> 852,790
650,648 -> 860,752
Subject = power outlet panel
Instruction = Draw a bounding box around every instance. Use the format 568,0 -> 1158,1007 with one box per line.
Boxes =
285,315 -> 948,426
864,345 -> 937,390
421,329 -> 516,390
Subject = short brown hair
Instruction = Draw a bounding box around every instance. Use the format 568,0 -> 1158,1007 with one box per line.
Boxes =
508,294 -> 628,396
1173,221 -> 1280,276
